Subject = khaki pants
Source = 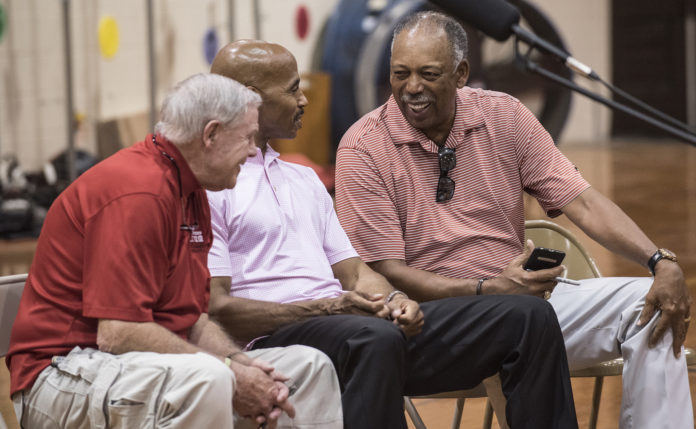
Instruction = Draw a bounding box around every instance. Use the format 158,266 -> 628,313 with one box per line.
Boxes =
14,345 -> 342,429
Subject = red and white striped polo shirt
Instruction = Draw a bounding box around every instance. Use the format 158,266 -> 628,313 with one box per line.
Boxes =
335,87 -> 590,279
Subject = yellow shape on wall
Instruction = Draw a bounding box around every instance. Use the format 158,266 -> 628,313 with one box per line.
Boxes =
98,16 -> 120,59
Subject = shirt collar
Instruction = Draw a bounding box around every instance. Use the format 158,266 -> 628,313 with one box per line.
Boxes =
150,133 -> 202,197
247,144 -> 280,168
385,87 -> 486,152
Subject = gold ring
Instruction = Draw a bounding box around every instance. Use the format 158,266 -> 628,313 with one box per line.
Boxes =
543,290 -> 552,300
684,316 -> 691,323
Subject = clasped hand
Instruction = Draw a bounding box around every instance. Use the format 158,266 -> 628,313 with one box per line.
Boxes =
232,357 -> 295,429
330,290 -> 424,336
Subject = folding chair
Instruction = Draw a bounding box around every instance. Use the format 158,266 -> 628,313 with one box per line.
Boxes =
404,375 -> 508,429
0,273 -> 28,429
405,218 -> 595,429
524,220 -> 600,279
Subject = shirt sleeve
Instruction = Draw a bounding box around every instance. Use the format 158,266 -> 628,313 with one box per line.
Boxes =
306,169 -> 358,265
206,190 -> 234,277
335,145 -> 406,263
82,194 -> 171,322
514,101 -> 591,217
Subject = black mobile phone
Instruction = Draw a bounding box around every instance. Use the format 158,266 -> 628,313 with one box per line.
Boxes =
523,247 -> 566,271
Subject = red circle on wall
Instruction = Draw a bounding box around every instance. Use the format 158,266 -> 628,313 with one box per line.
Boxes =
295,6 -> 310,40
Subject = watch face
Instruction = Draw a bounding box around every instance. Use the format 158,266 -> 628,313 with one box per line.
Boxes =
659,248 -> 678,261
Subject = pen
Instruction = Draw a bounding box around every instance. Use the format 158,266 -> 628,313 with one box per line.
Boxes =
554,276 -> 580,285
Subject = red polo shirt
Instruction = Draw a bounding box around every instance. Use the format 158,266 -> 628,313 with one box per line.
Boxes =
7,135 -> 212,395
335,87 -> 589,279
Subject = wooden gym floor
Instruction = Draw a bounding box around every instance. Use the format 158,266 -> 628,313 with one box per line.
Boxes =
1,139 -> 696,428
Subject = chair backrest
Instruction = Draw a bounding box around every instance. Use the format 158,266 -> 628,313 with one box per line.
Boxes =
524,220 -> 601,279
0,273 -> 27,357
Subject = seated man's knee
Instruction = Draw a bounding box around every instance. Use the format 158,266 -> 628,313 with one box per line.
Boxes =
322,317 -> 407,366
283,344 -> 335,373
169,353 -> 234,398
353,317 -> 406,352
500,295 -> 561,333
274,344 -> 336,381
498,294 -> 555,316
629,277 -> 652,299
277,345 -> 339,392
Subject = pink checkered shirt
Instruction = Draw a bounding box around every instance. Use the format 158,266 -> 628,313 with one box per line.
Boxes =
207,146 -> 357,304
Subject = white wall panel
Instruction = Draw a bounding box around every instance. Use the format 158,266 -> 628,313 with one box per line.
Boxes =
0,0 -> 617,170
258,0 -> 337,73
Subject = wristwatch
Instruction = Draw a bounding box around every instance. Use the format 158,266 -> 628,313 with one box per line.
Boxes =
647,248 -> 678,276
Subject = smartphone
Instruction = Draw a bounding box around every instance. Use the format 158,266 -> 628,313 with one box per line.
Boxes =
523,247 -> 566,271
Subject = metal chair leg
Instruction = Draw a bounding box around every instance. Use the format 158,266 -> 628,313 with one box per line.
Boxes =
482,375 -> 509,429
450,398 -> 466,429
482,399 -> 494,429
588,376 -> 604,429
404,397 -> 427,429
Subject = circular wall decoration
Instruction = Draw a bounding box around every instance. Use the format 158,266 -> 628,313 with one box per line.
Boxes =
203,28 -> 219,65
98,16 -> 120,59
0,4 -> 7,43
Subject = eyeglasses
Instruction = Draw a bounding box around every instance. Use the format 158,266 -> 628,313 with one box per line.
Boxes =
436,146 -> 456,202
152,135 -> 199,232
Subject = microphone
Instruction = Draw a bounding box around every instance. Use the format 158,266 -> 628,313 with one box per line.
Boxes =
429,0 -> 520,42
428,0 -> 598,79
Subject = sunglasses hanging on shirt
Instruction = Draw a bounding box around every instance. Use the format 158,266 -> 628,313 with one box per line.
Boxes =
436,146 -> 456,202
151,135 -> 199,231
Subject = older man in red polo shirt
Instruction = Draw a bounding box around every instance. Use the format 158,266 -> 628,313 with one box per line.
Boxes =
7,73 -> 342,429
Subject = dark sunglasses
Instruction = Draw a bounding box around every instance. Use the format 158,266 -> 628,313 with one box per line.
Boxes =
436,146 -> 456,202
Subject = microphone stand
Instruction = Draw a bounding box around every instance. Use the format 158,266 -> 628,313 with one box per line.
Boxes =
515,44 -> 696,147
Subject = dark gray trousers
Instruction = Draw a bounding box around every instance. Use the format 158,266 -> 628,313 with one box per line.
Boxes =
255,294 -> 578,429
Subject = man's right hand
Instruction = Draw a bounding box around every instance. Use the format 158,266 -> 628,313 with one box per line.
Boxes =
326,290 -> 390,318
231,361 -> 296,428
484,240 -> 564,297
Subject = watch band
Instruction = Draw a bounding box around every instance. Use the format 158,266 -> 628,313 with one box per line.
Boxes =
476,278 -> 487,295
647,248 -> 677,276
386,290 -> 408,303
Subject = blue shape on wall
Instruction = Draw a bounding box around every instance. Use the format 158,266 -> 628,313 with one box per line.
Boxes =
204,28 -> 219,65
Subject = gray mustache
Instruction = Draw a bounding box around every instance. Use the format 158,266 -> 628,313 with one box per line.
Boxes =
401,96 -> 432,104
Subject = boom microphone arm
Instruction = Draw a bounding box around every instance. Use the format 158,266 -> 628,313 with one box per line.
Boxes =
521,56 -> 696,146
428,0 -> 696,145
510,24 -> 597,80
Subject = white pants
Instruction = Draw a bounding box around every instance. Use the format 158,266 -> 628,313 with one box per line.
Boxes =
13,345 -> 342,429
549,277 -> 693,429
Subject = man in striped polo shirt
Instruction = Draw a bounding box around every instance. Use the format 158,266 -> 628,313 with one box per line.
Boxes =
207,40 -> 578,429
335,11 -> 692,429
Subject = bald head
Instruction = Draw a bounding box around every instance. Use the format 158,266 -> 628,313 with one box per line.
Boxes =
211,40 -> 295,90
211,40 -> 308,143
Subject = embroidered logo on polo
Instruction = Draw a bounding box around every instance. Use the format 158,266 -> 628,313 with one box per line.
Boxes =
185,227 -> 208,252
190,230 -> 204,243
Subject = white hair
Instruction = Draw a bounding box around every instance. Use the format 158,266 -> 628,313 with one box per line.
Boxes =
155,73 -> 261,144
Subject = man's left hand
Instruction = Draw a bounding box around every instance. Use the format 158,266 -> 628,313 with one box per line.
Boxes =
638,261 -> 692,358
238,357 -> 295,428
386,296 -> 424,336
